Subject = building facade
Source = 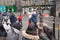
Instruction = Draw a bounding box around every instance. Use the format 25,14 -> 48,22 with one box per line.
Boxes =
0,0 -> 15,6
0,0 -> 55,6
18,0 -> 54,6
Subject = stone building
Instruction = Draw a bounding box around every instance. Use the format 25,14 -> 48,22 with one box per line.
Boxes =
17,0 -> 52,6
0,0 -> 15,6
20,0 -> 54,7
0,0 -> 55,6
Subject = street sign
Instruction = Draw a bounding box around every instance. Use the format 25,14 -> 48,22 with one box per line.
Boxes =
6,5 -> 17,12
12,5 -> 17,12
0,6 -> 5,13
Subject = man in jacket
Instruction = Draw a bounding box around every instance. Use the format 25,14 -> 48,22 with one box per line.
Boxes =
10,13 -> 17,24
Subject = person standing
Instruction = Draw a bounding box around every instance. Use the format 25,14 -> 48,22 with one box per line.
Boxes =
10,13 -> 17,24
18,13 -> 23,25
30,13 -> 38,28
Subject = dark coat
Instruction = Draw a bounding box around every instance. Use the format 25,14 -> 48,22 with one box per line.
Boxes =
10,14 -> 17,24
30,14 -> 38,23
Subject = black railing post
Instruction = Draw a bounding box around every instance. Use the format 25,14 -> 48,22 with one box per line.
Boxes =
52,0 -> 56,38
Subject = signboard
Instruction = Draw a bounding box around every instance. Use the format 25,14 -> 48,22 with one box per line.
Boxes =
0,6 -> 5,13
12,5 -> 17,12
6,5 -> 17,12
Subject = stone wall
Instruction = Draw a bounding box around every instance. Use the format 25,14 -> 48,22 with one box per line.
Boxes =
0,0 -> 15,5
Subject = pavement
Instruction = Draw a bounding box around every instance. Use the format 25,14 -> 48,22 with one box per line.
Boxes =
43,16 -> 60,40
